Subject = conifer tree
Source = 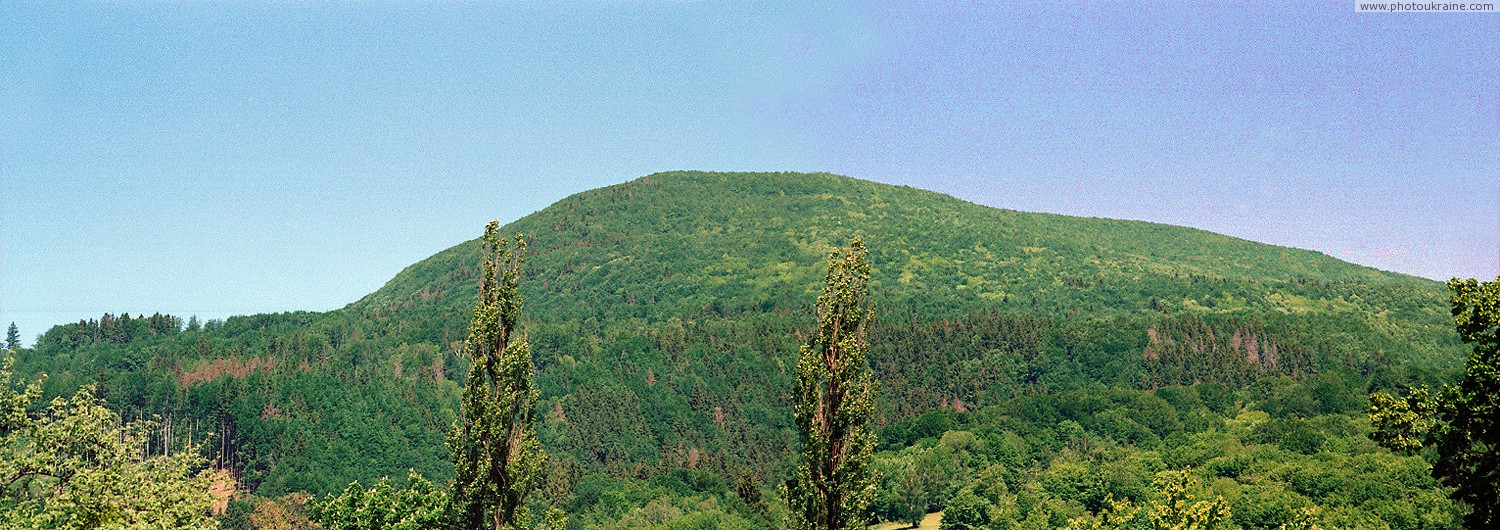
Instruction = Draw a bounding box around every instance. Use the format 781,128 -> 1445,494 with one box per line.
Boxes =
786,237 -> 879,530
5,322 -> 17,350
449,222 -> 546,530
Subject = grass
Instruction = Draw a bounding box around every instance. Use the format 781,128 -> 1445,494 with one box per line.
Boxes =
870,511 -> 942,530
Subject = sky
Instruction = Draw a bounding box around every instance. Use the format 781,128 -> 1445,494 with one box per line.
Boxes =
3,1 -> 1497,345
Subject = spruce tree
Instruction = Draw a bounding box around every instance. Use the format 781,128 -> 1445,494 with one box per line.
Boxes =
449,221 -> 546,530
786,237 -> 878,530
5,322 -> 17,350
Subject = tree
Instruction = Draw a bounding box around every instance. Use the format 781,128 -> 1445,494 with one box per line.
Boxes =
940,490 -> 992,530
312,472 -> 446,530
1147,470 -> 1231,530
0,355 -> 219,529
250,493 -> 317,530
1066,471 -> 1231,530
448,222 -> 548,530
1433,276 -> 1500,528
1369,387 -> 1434,455
1371,277 -> 1500,528
786,237 -> 879,530
5,322 -> 17,350
875,447 -> 948,528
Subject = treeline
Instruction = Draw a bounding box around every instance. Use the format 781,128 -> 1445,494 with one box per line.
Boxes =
35,312 -> 216,350
9,301 -> 1461,504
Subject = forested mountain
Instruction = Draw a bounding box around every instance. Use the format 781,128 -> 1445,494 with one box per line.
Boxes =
10,171 -> 1469,528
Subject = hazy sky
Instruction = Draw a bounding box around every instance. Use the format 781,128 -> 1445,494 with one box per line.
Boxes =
3,2 -> 1497,344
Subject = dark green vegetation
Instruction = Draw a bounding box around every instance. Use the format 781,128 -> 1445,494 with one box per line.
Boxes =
7,172 -> 1473,528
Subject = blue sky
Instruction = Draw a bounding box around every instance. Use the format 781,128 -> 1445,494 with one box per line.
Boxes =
3,2 -> 1497,344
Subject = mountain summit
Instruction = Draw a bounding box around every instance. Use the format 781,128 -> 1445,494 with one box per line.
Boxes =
354,171 -> 1431,325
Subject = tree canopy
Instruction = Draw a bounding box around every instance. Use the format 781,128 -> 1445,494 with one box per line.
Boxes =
0,355 -> 219,530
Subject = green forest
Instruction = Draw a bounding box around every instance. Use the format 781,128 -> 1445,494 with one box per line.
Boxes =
4,172 -> 1494,529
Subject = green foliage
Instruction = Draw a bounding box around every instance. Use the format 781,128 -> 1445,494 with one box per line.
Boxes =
1148,470 -> 1232,530
35,312 -> 185,351
1368,388 -> 1434,455
5,322 -> 18,350
938,490 -> 990,530
873,448 -> 945,527
786,238 -> 879,530
1249,419 -> 1325,455
450,222 -> 548,530
1066,470 -> 1232,530
311,471 -> 446,530
1430,277 -> 1500,529
0,355 -> 218,530
1369,277 -> 1500,527
872,383 -> 1458,530
1066,495 -> 1142,530
561,473 -> 764,530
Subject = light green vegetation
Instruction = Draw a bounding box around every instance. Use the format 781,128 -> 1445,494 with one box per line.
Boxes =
0,356 -> 220,530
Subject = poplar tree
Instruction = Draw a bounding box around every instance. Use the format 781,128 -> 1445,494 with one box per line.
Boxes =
449,222 -> 546,530
786,237 -> 879,530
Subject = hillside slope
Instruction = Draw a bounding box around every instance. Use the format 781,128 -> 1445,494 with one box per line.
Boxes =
354,171 -> 1435,325
19,171 -> 1464,498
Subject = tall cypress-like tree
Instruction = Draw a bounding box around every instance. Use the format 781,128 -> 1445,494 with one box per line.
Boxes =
5,322 -> 18,350
787,237 -> 879,530
449,221 -> 546,530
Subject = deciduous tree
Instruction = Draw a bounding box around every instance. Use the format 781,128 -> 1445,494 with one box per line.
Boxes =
448,222 -> 548,530
1433,277 -> 1500,528
1066,471 -> 1231,530
0,355 -> 218,529
1371,276 -> 1500,528
786,237 -> 879,530
940,490 -> 991,530
312,472 -> 445,530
